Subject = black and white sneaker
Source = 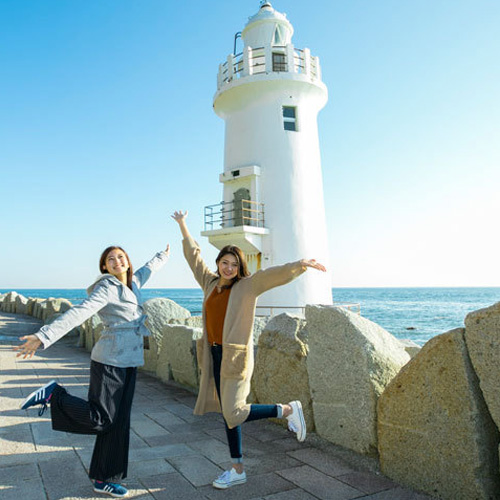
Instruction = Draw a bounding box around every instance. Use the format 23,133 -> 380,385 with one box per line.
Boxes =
20,380 -> 58,416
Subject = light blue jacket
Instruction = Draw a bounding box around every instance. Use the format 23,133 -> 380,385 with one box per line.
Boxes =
35,251 -> 169,368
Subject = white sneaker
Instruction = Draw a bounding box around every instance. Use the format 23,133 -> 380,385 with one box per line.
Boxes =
286,400 -> 306,442
212,468 -> 247,489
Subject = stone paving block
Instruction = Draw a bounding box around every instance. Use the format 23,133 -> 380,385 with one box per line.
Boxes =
31,420 -> 73,448
140,472 -> 206,499
127,458 -> 176,478
130,443 -> 196,462
0,461 -> 38,480
264,489 -> 318,499
277,465 -> 362,500
227,453 -> 302,476
337,471 -> 398,494
186,438 -> 231,465
167,455 -> 223,487
132,415 -> 170,438
287,447 -> 356,477
38,456 -> 91,498
200,472 -> 297,500
244,434 -> 304,456
143,409 -> 187,428
360,486 -> 435,499
142,431 -> 212,448
0,478 -> 47,500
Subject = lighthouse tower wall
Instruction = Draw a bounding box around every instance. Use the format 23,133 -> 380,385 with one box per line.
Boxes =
216,79 -> 332,307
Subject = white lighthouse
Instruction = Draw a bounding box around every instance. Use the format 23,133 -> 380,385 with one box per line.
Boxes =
201,1 -> 332,313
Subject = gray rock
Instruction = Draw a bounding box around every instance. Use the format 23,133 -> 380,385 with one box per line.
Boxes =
252,313 -> 313,430
14,294 -> 29,315
143,298 -> 191,348
1,291 -> 19,313
305,305 -> 410,455
43,299 -> 73,322
27,298 -> 44,317
156,324 -> 202,389
398,338 -> 421,358
465,301 -> 500,433
378,328 -> 500,500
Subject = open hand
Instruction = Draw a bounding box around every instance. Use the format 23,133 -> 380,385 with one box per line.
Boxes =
14,335 -> 42,359
301,259 -> 327,272
171,210 -> 188,223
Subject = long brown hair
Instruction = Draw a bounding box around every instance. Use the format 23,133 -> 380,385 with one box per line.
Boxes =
215,245 -> 250,284
99,246 -> 134,289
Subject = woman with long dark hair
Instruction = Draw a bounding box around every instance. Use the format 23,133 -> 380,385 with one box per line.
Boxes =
172,210 -> 326,489
15,244 -> 170,498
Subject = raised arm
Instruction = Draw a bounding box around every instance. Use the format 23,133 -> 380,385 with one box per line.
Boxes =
133,245 -> 170,288
251,259 -> 327,296
171,210 -> 217,290
14,281 -> 111,359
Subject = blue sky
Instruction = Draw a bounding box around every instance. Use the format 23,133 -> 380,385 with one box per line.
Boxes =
1,0 -> 499,289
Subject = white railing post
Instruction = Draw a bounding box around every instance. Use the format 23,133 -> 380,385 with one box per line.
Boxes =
303,48 -> 311,77
227,54 -> 234,81
244,46 -> 253,76
217,63 -> 223,88
265,45 -> 273,73
314,55 -> 321,81
286,43 -> 295,73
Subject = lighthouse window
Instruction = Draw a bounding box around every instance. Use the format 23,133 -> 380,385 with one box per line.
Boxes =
272,53 -> 287,72
282,106 -> 297,131
273,25 -> 285,46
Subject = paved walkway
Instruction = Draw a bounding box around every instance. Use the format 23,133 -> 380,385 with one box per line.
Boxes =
0,312 -> 434,500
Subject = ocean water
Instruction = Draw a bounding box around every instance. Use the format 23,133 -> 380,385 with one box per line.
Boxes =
2,287 -> 499,346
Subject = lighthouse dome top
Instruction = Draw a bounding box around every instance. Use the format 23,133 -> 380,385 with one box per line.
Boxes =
242,1 -> 294,48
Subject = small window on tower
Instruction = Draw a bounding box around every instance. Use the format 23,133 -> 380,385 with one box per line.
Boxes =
272,53 -> 286,72
282,106 -> 297,131
273,25 -> 285,45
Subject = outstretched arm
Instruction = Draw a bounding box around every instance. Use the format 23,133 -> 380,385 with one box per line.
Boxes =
13,281 -> 110,359
171,210 -> 217,290
134,244 -> 170,288
252,259 -> 327,296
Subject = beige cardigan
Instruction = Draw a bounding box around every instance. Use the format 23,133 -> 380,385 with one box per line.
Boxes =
183,236 -> 306,429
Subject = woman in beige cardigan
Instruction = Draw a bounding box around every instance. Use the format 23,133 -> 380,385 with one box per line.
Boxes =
172,210 -> 326,489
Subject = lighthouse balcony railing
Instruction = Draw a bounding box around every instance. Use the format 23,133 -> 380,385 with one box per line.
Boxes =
255,302 -> 361,317
217,45 -> 321,89
204,199 -> 265,231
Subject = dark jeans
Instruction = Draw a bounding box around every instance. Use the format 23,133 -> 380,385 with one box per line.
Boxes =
211,344 -> 277,461
50,360 -> 137,482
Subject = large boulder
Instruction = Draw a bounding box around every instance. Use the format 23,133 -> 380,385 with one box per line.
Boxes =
143,298 -> 191,345
44,298 -> 72,321
252,313 -> 313,430
1,291 -> 19,313
142,298 -> 191,374
465,302 -> 500,432
378,329 -> 500,500
81,315 -> 103,352
305,305 -> 410,455
14,294 -> 29,315
27,298 -> 44,317
156,324 -> 202,389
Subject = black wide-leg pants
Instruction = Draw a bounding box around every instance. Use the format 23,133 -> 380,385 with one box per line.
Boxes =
50,360 -> 137,482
